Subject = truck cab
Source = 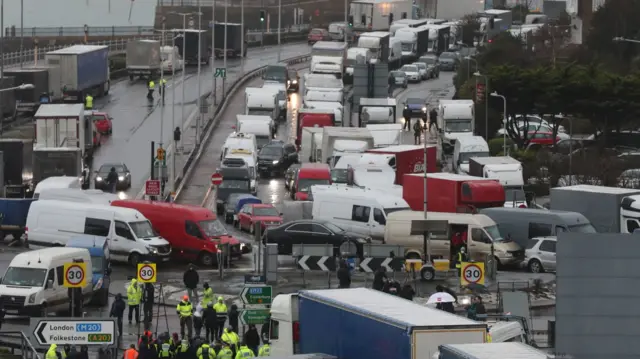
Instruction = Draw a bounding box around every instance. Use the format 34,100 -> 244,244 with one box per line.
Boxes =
358,98 -> 397,126
438,100 -> 474,154
270,293 -> 300,356
66,235 -> 111,306
296,109 -> 336,148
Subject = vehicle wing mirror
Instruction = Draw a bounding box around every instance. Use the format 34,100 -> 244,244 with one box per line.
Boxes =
46,279 -> 53,289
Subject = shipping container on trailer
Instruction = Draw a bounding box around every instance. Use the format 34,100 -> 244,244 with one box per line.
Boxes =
0,139 -> 26,186
33,104 -> 92,161
174,29 -> 210,66
45,45 -> 110,101
366,144 -> 436,185
298,288 -> 486,359
126,40 -> 161,79
213,23 -> 246,58
438,342 -> 549,359
3,68 -> 50,115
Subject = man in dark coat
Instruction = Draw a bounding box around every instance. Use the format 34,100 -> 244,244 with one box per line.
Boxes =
203,302 -> 217,343
78,346 -> 88,359
109,293 -> 126,337
372,267 -> 388,291
399,284 -> 416,301
337,260 -> 351,288
142,283 -> 155,326
228,304 -> 239,334
183,265 -> 200,303
435,285 -> 457,313
243,324 -> 260,355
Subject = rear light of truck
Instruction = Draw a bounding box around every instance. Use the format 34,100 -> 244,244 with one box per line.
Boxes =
292,321 -> 300,342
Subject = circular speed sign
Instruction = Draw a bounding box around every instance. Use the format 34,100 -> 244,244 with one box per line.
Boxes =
64,264 -> 86,287
137,263 -> 157,283
462,264 -> 483,284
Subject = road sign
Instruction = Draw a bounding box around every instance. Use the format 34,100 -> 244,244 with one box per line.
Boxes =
156,147 -> 166,161
297,255 -> 335,271
145,180 -> 161,196
240,309 -> 270,325
211,172 -> 223,186
461,262 -> 485,286
214,67 -> 227,78
30,318 -> 116,346
240,285 -> 272,305
63,262 -> 86,288
137,263 -> 157,283
476,83 -> 486,103
244,274 -> 266,284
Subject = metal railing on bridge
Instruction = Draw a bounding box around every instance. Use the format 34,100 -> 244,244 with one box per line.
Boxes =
0,331 -> 41,359
4,26 -> 156,38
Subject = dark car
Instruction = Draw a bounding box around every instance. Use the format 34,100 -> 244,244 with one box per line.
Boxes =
287,69 -> 300,92
263,219 -> 371,256
418,55 -> 440,78
215,161 -> 252,214
402,98 -> 427,119
94,163 -> 131,190
263,64 -> 288,84
257,141 -> 298,177
389,71 -> 408,89
284,164 -> 301,190
438,52 -> 459,71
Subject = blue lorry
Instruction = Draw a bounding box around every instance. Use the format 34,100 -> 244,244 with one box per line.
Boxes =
0,198 -> 35,241
271,288 -> 486,359
66,235 -> 111,306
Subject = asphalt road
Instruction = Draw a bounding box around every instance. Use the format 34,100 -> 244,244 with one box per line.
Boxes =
90,43 -> 311,199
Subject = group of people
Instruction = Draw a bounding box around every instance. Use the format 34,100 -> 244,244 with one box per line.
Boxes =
45,344 -> 91,359
147,79 -> 168,102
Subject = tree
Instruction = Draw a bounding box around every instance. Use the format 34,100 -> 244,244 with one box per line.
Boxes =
477,32 -> 532,69
458,15 -> 481,47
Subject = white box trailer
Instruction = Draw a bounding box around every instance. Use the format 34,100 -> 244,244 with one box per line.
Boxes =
33,104 -> 92,160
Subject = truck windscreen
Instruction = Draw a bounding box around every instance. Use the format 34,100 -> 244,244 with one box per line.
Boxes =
264,66 -> 287,83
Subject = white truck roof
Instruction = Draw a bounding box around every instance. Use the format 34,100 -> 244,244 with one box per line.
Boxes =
360,98 -> 396,107
347,47 -> 371,58
439,100 -> 474,119
246,91 -> 276,109
236,115 -> 272,123
312,41 -> 348,50
420,172 -> 495,181
35,103 -> 84,117
47,45 -> 108,55
439,343 -> 548,359
551,184 -> 640,195
366,124 -> 402,147
300,288 -> 483,328
10,247 -> 90,268
311,185 -> 407,208
358,31 -> 391,38
471,156 -> 520,166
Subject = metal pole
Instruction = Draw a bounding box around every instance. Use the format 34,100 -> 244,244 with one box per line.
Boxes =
240,0 -> 244,74
501,96 -> 507,154
261,0 -> 265,47
484,77 -> 488,140
344,0 -> 347,44
212,0 -> 217,104
277,0 -> 281,62
1,0 -> 4,77
171,37 -> 177,192
223,1 -> 227,97
181,14 -> 187,143
197,3 -> 202,146
424,110 -> 429,264
19,0 -> 22,68
71,289 -> 75,318
160,21 -> 166,143
569,119 -> 573,185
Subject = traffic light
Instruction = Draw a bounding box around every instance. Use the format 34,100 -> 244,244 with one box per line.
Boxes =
260,10 -> 265,22
348,15 -> 353,27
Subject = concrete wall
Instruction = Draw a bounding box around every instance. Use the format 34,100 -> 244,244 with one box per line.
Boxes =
556,232 -> 640,359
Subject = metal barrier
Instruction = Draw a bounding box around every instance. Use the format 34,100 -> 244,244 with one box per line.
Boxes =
4,26 -> 156,38
0,331 -> 42,358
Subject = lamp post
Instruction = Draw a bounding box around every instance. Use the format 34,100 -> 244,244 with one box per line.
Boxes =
464,56 -> 477,80
491,91 -> 507,154
277,0 -> 281,62
473,71 -> 489,140
612,36 -> 640,44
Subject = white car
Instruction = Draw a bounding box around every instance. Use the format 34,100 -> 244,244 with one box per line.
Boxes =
497,123 -> 570,140
618,168 -> 640,189
413,62 -> 428,80
523,236 -> 556,273
399,64 -> 420,83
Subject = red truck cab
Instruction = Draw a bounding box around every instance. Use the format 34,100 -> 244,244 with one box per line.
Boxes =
291,163 -> 331,200
111,200 -> 243,266
403,172 -> 505,213
366,145 -> 437,185
296,109 -> 335,148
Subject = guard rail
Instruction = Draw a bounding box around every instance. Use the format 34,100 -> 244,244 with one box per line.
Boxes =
171,53 -> 311,201
0,331 -> 41,358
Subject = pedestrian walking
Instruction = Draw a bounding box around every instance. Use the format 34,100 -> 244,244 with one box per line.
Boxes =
228,304 -> 239,334
78,346 -> 88,359
257,342 -> 270,357
85,94 -> 93,110
403,115 -> 411,131
399,284 -> 416,301
361,108 -> 370,126
0,302 -> 6,331
388,74 -> 395,96
194,307 -> 204,338
202,282 -> 214,307
456,247 -> 468,277
435,285 -> 457,314
62,345 -> 71,359
337,260 -> 351,289
243,325 -> 260,356
235,342 -> 255,359
260,318 -> 270,343
413,120 -> 423,145
184,265 -> 200,303
127,279 -> 141,325
46,344 -> 60,359
97,348 -> 110,359
142,283 -> 155,326
213,297 -> 228,339
203,302 -> 217,343
177,295 -> 194,339
221,328 -> 239,357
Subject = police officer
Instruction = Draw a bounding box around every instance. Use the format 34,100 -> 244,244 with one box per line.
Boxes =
213,297 -> 228,339
62,345 -> 71,359
202,282 -> 214,307
235,342 -> 254,359
196,342 -> 216,359
217,342 -> 233,359
127,279 -> 141,324
221,328 -> 239,357
85,94 -> 93,110
174,339 -> 190,359
456,247 -> 468,277
257,342 -> 270,357
159,342 -> 173,359
486,327 -> 492,343
203,302 -> 217,343
176,295 -> 194,339
46,344 -> 60,359
148,80 -> 155,100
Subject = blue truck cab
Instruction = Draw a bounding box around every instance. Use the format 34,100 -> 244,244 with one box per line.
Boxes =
66,235 -> 111,306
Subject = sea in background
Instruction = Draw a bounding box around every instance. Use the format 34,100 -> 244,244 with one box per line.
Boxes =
2,0 -> 157,29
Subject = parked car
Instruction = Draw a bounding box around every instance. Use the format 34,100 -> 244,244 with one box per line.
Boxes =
288,68 -> 300,92
413,62 -> 428,80
263,219 -> 370,256
523,236 -> 556,273
528,131 -> 561,145
308,28 -> 331,44
237,203 -> 283,234
399,64 -> 420,83
418,55 -> 439,78
438,52 -> 459,71
499,123 -> 570,140
389,70 -> 408,89
86,111 -> 113,135
257,140 -> 298,177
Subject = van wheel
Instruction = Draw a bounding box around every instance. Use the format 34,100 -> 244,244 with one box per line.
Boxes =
528,259 -> 543,273
420,267 -> 435,282
199,252 -> 214,267
128,253 -> 141,267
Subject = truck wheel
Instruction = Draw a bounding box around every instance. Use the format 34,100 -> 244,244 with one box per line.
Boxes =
199,252 -> 215,267
420,267 -> 435,281
104,81 -> 110,95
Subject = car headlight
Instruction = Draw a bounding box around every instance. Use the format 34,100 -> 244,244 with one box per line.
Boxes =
422,107 -> 427,112
28,293 -> 36,304
96,176 -> 103,181
93,277 -> 103,291
292,80 -> 297,84
287,80 -> 291,85
272,160 -> 279,165
147,246 -> 158,254
459,296 -> 471,305
118,176 -> 124,181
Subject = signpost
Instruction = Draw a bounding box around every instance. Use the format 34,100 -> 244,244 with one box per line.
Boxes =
240,309 -> 270,325
145,180 -> 161,196
137,263 -> 157,283
211,172 -> 223,186
240,285 -> 272,305
240,284 -> 272,330
460,262 -> 485,286
214,68 -> 227,78
63,262 -> 86,288
30,318 -> 117,347
244,274 -> 266,285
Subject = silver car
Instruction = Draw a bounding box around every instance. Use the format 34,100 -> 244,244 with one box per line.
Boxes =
438,52 -> 459,71
400,64 -> 421,82
413,62 -> 428,80
523,236 -> 556,273
389,71 -> 408,88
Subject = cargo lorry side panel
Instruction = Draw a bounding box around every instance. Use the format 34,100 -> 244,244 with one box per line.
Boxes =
5,69 -> 50,112
213,24 -> 244,57
126,40 -> 161,76
415,28 -> 429,57
0,77 -> 16,116
298,296 -> 412,359
32,148 -> 82,184
77,48 -> 109,89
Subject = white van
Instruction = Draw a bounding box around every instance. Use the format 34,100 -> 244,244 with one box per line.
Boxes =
311,185 -> 410,241
0,247 -> 92,316
237,120 -> 272,149
26,200 -> 171,266
38,188 -> 119,205
220,132 -> 258,161
453,136 -> 490,174
161,45 -> 183,73
33,176 -> 81,199
224,149 -> 258,193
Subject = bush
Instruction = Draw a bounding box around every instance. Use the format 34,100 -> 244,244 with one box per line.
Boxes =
488,137 -> 513,155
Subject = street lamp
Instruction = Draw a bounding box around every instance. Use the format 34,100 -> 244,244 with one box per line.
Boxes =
490,91 -> 507,154
464,56 -> 478,79
613,36 -> 640,44
0,83 -> 33,92
473,71 -> 489,140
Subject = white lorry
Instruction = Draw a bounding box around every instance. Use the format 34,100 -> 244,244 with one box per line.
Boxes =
235,115 -> 273,148
434,0 -> 486,20
357,32 -> 390,63
304,73 -> 344,94
303,101 -> 343,126
126,39 -> 161,80
359,98 -> 397,126
161,45 -> 183,73
389,18 -> 429,35
34,103 -> 93,161
321,127 -> 375,166
344,47 -> 373,83
366,123 -> 402,147
438,99 -> 474,154
300,127 -> 324,163
244,87 -> 279,132
550,185 -> 640,233
469,156 -> 526,208
311,41 -> 348,78
453,135 -> 490,174
349,0 -> 413,32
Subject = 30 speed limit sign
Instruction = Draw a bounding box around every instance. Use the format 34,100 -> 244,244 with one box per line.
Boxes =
137,263 -> 157,283
460,262 -> 485,286
63,262 -> 87,288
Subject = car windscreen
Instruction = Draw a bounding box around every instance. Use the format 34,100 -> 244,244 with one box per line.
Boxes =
91,256 -> 104,272
401,65 -> 417,72
439,53 -> 456,59
256,136 -> 271,148
219,180 -> 251,190
331,168 -> 348,183
199,219 -> 227,237
390,71 -> 405,77
406,98 -> 424,105
568,223 -> 596,233
420,57 -> 436,64
100,165 -> 124,172
414,63 -> 426,69
384,207 -> 410,216
323,222 -> 344,233
264,66 -> 287,82
129,220 -> 156,239
504,188 -> 526,202
254,207 -> 280,217
445,120 -> 472,132
2,267 -> 47,287
260,146 -> 284,157
484,225 -> 505,242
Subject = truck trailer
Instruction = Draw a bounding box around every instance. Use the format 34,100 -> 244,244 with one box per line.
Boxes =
437,342 -> 549,359
349,0 -> 413,32
469,156 -> 526,208
268,288 -> 487,359
126,39 -> 161,80
174,29 -> 210,66
4,67 -> 50,115
33,104 -> 93,161
366,144 -> 436,185
45,45 -> 110,102
213,23 -> 246,59
550,184 -> 640,233
32,148 -> 83,186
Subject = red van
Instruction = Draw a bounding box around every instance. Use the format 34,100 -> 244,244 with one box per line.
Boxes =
290,163 -> 331,200
111,200 -> 244,266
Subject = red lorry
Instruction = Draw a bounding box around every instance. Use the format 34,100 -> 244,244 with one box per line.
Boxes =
366,145 -> 436,185
295,109 -> 335,148
403,172 -> 505,213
